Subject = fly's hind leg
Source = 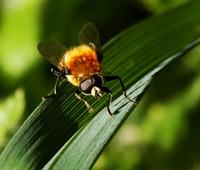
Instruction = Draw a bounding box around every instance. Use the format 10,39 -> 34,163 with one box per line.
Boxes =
75,89 -> 94,112
42,68 -> 62,100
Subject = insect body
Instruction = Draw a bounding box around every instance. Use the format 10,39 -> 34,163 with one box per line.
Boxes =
38,23 -> 133,115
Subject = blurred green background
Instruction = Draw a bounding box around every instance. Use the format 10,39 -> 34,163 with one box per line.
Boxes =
0,0 -> 200,169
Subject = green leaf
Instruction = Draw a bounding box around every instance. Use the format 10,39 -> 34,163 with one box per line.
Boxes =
1,1 -> 200,170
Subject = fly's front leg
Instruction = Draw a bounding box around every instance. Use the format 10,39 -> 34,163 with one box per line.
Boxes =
42,68 -> 62,100
104,75 -> 136,102
75,89 -> 94,112
101,87 -> 113,116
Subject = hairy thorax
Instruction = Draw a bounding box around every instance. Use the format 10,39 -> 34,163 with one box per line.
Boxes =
61,44 -> 101,86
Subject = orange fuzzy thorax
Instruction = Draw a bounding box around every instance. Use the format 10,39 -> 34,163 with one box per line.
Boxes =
64,44 -> 101,86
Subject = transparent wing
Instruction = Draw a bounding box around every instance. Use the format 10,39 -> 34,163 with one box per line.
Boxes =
37,42 -> 66,67
78,22 -> 101,56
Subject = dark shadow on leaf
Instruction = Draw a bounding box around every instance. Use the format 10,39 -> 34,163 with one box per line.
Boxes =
33,105 -> 79,170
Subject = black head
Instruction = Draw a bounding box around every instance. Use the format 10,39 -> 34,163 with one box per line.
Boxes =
79,74 -> 104,97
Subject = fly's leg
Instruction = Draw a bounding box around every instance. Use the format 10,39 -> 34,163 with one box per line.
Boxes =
104,75 -> 136,102
42,68 -> 62,100
75,89 -> 94,112
101,87 -> 113,116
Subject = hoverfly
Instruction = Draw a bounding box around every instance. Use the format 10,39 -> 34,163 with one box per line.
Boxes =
38,23 -> 133,115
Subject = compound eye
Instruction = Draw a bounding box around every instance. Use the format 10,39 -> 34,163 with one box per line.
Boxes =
92,75 -> 103,87
80,79 -> 93,94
